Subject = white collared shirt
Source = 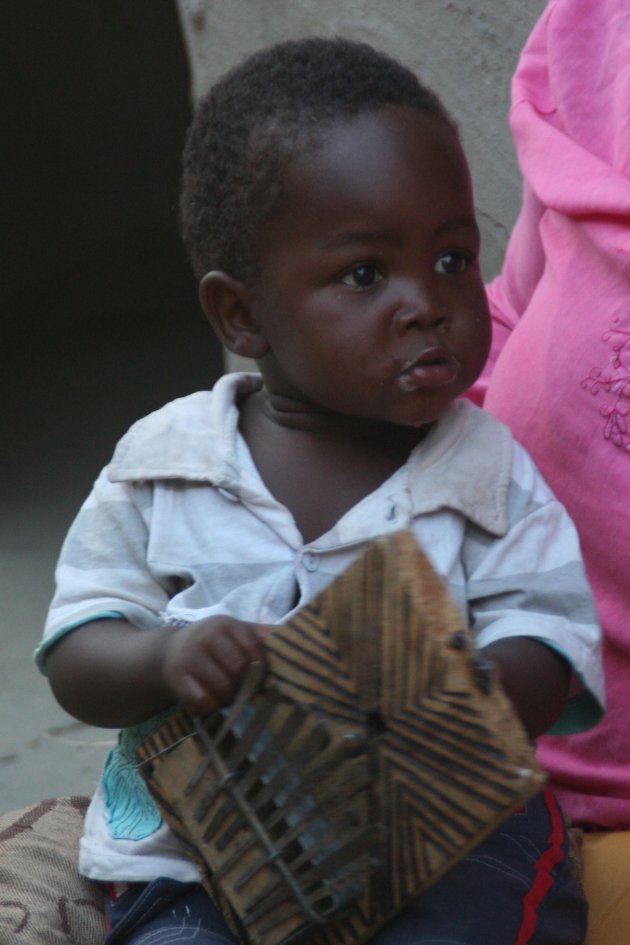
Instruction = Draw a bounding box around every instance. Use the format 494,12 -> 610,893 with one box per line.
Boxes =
37,373 -> 603,882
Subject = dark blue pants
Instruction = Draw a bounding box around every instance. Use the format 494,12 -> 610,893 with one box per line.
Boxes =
104,790 -> 586,945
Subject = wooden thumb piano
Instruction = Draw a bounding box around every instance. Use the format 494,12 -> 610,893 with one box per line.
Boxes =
136,530 -> 545,945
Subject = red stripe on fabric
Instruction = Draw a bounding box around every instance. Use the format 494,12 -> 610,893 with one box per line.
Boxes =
104,881 -> 134,932
515,789 -> 565,945
104,882 -> 118,933
105,883 -> 117,902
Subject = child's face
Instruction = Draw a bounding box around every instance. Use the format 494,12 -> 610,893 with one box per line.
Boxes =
248,105 -> 491,432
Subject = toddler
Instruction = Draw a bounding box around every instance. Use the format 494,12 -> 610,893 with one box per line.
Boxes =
39,37 -> 603,945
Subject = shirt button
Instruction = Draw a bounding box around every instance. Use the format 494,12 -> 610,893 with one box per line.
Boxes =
302,551 -> 319,572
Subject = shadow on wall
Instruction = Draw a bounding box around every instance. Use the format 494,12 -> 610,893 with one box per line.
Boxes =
1,2 -> 223,812
5,0 -> 224,504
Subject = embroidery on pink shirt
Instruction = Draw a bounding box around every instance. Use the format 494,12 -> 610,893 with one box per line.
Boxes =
582,317 -> 630,451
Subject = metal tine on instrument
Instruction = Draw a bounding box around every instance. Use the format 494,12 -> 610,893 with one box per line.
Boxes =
286,735 -> 366,803
193,691 -> 280,823
193,700 -> 273,823
214,661 -> 269,748
229,703 -> 310,797
285,827 -> 377,886
241,870 -> 336,929
212,723 -> 330,849
201,702 -> 310,843
229,792 -> 360,893
254,866 -> 365,938
235,818 -> 374,904
194,694 -> 281,823
241,836 -> 368,931
211,796 -> 310,882
231,806 -> 329,891
216,728 -> 370,877
236,728 -> 368,838
243,887 -> 330,933
185,661 -> 267,796
212,746 -> 337,881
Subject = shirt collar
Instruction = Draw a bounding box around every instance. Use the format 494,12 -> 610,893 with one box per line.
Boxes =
107,372 -> 262,487
108,375 -> 512,538
405,399 -> 512,536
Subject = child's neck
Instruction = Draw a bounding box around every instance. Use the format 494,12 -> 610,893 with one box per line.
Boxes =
238,390 -> 433,544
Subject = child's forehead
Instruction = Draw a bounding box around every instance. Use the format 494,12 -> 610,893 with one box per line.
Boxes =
279,106 -> 467,207
255,105 -> 475,262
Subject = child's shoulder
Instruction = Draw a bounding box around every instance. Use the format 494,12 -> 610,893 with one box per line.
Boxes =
437,398 -> 514,466
107,373 -> 262,483
450,398 -> 545,486
412,400 -> 563,538
447,400 -> 567,524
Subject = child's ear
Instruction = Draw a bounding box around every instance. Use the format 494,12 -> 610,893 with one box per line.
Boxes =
199,271 -> 270,360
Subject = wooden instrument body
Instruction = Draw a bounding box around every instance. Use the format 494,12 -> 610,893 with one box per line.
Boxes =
136,531 -> 545,945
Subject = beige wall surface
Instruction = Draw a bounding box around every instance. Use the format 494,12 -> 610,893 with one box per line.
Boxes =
175,0 -> 546,370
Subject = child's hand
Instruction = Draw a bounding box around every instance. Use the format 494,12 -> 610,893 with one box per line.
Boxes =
161,615 -> 269,715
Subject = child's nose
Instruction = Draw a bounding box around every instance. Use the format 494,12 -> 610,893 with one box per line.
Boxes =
393,282 -> 444,332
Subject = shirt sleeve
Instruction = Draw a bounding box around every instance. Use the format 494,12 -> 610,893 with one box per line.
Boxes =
36,468 -> 173,673
462,441 -> 605,736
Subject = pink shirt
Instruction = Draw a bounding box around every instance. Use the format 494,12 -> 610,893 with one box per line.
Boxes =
474,0 -> 630,827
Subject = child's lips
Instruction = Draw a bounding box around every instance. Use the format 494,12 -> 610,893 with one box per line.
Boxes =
395,347 -> 459,392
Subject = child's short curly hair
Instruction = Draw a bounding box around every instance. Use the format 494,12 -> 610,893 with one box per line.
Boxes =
180,36 -> 456,282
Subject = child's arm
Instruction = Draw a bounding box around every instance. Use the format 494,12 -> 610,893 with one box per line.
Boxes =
45,614 -> 267,729
481,637 -> 571,740
46,618 -> 568,739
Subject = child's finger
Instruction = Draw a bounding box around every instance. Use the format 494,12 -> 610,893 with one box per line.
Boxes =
175,672 -> 221,715
253,622 -> 275,640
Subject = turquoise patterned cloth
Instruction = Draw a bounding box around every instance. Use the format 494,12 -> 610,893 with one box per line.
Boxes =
102,709 -> 174,841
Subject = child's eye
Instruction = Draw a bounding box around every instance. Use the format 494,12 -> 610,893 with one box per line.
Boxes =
435,251 -> 472,275
340,264 -> 384,289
